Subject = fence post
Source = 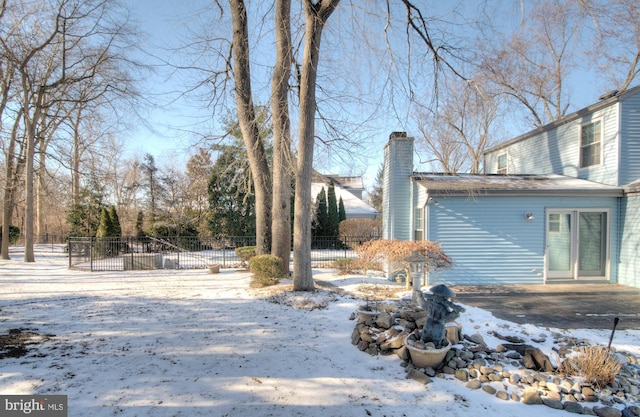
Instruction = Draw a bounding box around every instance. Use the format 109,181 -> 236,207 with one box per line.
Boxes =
89,237 -> 94,272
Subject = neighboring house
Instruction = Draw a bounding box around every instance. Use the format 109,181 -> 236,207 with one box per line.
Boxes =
312,171 -> 379,220
382,85 -> 640,287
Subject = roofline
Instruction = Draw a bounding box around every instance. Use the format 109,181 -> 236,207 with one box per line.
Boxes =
425,189 -> 624,198
412,173 -> 624,198
485,84 -> 640,154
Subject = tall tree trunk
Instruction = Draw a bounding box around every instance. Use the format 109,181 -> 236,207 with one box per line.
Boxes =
229,0 -> 272,254
271,0 -> 293,273
36,141 -> 49,243
293,0 -> 340,290
1,109 -> 25,259
23,89 -> 44,262
71,110 -> 82,206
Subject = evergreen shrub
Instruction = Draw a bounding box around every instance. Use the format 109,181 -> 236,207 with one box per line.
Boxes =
249,254 -> 285,287
235,246 -> 256,266
0,225 -> 20,245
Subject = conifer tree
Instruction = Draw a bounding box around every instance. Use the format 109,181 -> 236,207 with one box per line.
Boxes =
135,211 -> 146,238
109,206 -> 122,237
314,187 -> 328,236
96,208 -> 113,238
338,196 -> 346,223
327,182 -> 339,237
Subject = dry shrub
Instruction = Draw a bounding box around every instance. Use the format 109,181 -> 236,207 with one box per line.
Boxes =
338,219 -> 382,248
333,258 -> 359,275
355,239 -> 451,276
558,347 -> 621,388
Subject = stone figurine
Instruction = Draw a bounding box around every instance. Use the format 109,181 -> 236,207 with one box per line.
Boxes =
416,284 -> 465,349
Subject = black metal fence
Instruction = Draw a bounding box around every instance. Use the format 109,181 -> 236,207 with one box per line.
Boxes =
67,235 -> 378,271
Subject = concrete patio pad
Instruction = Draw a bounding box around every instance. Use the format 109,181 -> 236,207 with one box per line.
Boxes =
450,284 -> 640,330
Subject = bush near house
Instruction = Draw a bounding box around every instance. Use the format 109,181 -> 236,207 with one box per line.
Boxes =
249,255 -> 285,287
355,239 -> 451,278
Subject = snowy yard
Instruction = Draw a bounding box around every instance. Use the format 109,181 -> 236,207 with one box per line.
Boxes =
1,246 -> 639,416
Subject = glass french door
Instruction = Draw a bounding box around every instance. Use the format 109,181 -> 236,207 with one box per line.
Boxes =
546,210 -> 607,280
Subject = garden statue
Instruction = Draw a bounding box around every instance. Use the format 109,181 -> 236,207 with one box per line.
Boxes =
416,284 -> 465,349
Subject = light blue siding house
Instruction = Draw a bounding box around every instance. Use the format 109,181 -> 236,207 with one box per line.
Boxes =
383,85 -> 640,287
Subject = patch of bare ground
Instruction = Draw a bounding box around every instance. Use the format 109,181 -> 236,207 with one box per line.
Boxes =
0,328 -> 54,359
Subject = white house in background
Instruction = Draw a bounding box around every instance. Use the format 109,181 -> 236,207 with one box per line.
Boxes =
382,85 -> 640,288
311,171 -> 379,220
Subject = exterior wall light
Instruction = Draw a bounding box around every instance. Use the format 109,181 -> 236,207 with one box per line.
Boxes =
524,212 -> 534,220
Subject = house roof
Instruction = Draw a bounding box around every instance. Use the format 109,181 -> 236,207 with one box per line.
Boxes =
485,84 -> 640,154
625,179 -> 640,195
310,182 -> 379,217
412,173 -> 624,197
311,171 -> 379,218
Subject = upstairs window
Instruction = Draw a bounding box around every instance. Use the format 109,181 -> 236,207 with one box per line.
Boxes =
497,152 -> 508,174
580,120 -> 602,168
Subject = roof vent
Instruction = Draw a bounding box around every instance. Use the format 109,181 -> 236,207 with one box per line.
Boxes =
598,90 -> 618,100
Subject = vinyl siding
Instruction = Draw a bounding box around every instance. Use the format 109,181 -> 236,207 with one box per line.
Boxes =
382,135 -> 414,240
425,195 -> 619,285
619,94 -> 640,185
619,195 -> 640,287
484,104 -> 620,185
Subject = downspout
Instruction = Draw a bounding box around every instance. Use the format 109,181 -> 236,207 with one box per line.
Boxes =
424,192 -> 430,285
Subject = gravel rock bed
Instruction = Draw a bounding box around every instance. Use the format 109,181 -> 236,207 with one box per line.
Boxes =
351,300 -> 640,416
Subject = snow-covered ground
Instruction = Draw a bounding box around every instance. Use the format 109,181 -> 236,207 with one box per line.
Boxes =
1,246 -> 638,417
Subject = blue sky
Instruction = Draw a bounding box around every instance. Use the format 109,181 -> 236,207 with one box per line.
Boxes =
126,1 -> 622,190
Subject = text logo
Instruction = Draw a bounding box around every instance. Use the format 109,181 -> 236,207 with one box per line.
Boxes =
0,395 -> 67,416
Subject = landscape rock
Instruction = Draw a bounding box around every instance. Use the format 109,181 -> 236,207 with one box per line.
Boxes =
542,397 -> 564,410
466,379 -> 482,389
496,391 -> 509,401
482,385 -> 497,395
564,401 -> 584,414
594,406 -> 623,417
454,369 -> 469,382
522,388 -> 543,405
406,368 -> 432,385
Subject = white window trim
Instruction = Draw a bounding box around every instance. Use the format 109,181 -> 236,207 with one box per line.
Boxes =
579,118 -> 603,169
496,151 -> 508,175
544,207 -> 610,282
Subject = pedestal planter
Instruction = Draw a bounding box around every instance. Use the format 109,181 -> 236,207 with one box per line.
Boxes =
404,334 -> 451,368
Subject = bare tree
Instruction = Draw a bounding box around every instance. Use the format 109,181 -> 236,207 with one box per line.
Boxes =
580,0 -> 640,92
1,0 -> 142,260
292,0 -> 340,290
416,78 -> 501,174
271,0 -> 294,274
228,0 -> 273,255
477,0 -> 584,127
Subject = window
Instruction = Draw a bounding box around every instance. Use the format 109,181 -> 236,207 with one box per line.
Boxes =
547,209 -> 608,279
580,120 -> 602,168
414,207 -> 423,241
548,213 -> 561,233
497,152 -> 507,174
